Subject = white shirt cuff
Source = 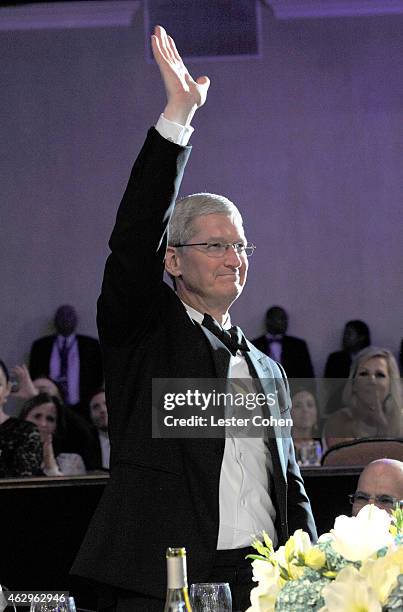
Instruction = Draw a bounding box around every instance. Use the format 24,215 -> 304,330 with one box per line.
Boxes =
155,113 -> 194,146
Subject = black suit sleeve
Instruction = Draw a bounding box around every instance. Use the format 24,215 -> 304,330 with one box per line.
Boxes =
286,443 -> 318,542
97,128 -> 191,347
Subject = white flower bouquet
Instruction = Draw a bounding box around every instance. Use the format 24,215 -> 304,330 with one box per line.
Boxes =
246,505 -> 403,611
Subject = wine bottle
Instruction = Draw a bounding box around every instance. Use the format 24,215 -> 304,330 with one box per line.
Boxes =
163,547 -> 192,611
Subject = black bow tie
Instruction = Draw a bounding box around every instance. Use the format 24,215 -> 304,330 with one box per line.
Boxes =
202,313 -> 250,356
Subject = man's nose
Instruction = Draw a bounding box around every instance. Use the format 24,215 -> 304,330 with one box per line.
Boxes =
223,245 -> 242,266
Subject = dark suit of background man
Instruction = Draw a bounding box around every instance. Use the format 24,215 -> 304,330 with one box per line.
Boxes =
324,319 -> 371,379
29,304 -> 103,407
72,26 -> 316,612
252,306 -> 315,380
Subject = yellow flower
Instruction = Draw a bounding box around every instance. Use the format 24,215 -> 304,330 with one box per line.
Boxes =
360,556 -> 400,605
273,535 -> 307,580
251,538 -> 273,559
262,531 -> 274,552
284,536 -> 295,563
305,547 -> 326,570
288,564 -> 304,580
293,529 -> 313,556
384,546 -> 403,573
321,566 -> 382,612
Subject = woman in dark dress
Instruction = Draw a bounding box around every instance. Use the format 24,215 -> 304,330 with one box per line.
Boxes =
0,359 -> 42,477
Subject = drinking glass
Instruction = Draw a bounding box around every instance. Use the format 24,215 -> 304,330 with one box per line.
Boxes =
298,440 -> 322,466
190,583 -> 232,611
30,596 -> 76,612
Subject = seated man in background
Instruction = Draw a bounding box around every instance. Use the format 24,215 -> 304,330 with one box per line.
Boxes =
252,305 -> 314,380
88,388 -> 110,470
29,304 -> 103,407
324,319 -> 371,379
349,458 -> 403,516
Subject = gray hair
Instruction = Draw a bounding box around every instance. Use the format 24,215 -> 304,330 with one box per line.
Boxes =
342,346 -> 402,435
168,192 -> 244,246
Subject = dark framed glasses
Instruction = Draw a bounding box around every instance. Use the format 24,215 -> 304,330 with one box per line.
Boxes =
348,492 -> 403,511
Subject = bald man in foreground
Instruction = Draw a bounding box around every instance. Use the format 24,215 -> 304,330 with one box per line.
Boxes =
350,458 -> 403,516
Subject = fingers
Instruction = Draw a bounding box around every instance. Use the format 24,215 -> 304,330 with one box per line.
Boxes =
196,76 -> 209,85
152,25 -> 175,65
161,29 -> 176,64
168,35 -> 182,63
184,73 -> 210,105
43,433 -> 52,448
13,364 -> 29,379
196,75 -> 211,91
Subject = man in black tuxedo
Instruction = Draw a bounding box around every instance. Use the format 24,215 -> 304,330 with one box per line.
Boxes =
29,304 -> 103,407
252,306 -> 315,380
72,27 -> 316,611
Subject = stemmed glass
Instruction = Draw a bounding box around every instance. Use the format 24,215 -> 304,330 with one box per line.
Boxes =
30,596 -> 76,612
190,583 -> 232,611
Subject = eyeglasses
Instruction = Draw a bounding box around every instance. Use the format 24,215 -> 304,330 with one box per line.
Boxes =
173,242 -> 256,258
348,492 -> 403,511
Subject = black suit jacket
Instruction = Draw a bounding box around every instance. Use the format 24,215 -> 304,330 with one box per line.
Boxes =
252,334 -> 314,379
29,334 -> 103,406
324,350 -> 352,378
72,129 -> 316,598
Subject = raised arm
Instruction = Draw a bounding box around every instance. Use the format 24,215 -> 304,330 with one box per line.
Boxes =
98,27 -> 210,346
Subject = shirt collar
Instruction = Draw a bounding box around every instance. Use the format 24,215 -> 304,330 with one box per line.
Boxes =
265,333 -> 283,341
180,301 -> 232,330
57,333 -> 76,347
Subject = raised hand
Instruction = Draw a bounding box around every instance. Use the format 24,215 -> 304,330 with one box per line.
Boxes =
151,25 -> 210,126
42,433 -> 62,476
367,394 -> 389,430
11,364 -> 38,399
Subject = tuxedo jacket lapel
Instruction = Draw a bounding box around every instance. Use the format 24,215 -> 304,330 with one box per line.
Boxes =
246,342 -> 288,482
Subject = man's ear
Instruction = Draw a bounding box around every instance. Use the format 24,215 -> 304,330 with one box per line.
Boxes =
165,246 -> 182,278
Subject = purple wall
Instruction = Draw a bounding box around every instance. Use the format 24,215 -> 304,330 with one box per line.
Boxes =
1,8 -> 402,378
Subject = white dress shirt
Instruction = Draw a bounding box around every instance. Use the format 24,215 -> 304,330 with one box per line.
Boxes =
183,305 -> 277,550
98,430 -> 110,470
